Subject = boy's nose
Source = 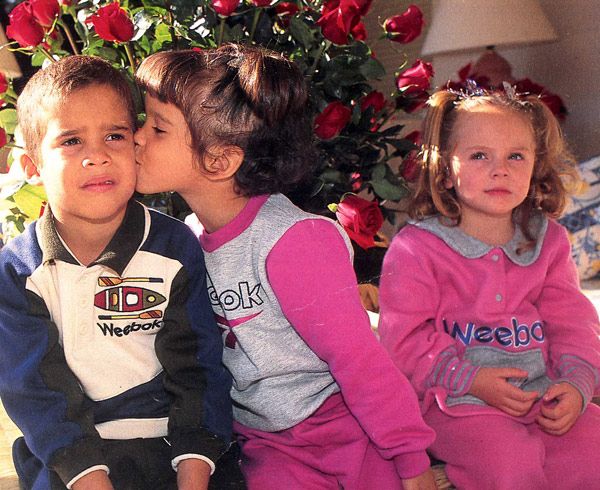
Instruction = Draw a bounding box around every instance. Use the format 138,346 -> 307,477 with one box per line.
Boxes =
81,155 -> 110,167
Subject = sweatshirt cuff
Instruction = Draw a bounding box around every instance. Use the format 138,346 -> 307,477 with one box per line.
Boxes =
49,436 -> 107,486
66,465 -> 109,489
393,450 -> 431,479
429,347 -> 480,397
555,355 -> 599,409
169,427 -> 229,466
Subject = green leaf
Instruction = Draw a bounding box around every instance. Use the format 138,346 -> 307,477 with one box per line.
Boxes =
289,16 -> 315,49
154,23 -> 172,44
359,57 -> 385,80
371,163 -> 386,181
12,184 -> 47,220
370,177 -> 406,201
0,109 -> 17,134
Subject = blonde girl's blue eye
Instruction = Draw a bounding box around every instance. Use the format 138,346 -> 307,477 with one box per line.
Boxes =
509,152 -> 524,160
470,151 -> 486,160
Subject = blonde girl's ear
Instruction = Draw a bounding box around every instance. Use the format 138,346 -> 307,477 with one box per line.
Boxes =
442,159 -> 454,190
201,145 -> 245,182
20,152 -> 43,186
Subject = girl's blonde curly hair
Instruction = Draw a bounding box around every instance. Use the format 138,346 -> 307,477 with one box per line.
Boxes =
409,88 -> 579,246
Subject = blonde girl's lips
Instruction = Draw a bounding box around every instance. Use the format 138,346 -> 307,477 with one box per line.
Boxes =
485,188 -> 511,196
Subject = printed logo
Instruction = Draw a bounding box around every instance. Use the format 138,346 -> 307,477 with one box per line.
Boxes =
215,312 -> 262,348
207,277 -> 264,311
94,277 -> 166,336
443,317 -> 545,348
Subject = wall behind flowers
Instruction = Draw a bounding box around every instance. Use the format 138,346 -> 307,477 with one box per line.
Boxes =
366,0 -> 600,162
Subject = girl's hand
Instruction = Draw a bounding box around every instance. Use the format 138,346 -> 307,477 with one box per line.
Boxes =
468,367 -> 538,416
536,382 -> 583,435
402,468 -> 437,490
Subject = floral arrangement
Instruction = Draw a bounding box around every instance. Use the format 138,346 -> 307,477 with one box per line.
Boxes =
0,0 -> 434,253
447,62 -> 568,120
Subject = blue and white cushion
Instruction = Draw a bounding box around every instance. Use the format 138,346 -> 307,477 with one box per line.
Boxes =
559,156 -> 600,280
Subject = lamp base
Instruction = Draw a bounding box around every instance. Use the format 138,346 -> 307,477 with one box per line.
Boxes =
471,47 -> 514,87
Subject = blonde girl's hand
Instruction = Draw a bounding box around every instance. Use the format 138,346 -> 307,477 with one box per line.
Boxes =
468,367 -> 538,417
402,468 -> 437,490
536,382 -> 583,435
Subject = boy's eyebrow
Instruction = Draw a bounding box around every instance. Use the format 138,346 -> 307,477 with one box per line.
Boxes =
55,124 -> 132,138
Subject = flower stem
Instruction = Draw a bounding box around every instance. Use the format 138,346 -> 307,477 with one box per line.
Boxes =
249,9 -> 262,43
39,46 -> 56,63
59,21 -> 79,55
307,40 -> 330,79
217,17 -> 225,46
124,43 -> 136,71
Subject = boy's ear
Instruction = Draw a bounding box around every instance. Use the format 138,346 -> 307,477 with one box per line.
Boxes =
201,145 -> 244,181
20,153 -> 43,186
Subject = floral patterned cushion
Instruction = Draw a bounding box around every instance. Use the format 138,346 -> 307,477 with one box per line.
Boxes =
559,156 -> 600,280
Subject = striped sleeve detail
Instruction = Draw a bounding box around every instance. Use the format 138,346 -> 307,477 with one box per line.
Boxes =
428,346 -> 480,396
555,354 -> 599,408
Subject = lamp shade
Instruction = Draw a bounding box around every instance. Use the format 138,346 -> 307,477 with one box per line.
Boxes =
0,24 -> 22,79
422,0 -> 558,56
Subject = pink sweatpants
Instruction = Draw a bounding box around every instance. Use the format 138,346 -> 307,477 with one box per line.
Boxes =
234,393 -> 403,489
424,402 -> 600,490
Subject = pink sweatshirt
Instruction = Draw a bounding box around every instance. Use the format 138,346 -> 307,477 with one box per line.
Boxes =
379,215 -> 600,419
187,195 -> 435,478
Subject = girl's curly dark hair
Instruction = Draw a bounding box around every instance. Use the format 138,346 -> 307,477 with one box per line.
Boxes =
135,44 -> 317,196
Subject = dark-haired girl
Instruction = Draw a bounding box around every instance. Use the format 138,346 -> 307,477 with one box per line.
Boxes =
134,44 -> 436,489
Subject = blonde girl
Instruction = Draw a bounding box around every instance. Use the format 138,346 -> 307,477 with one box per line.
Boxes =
378,88 -> 600,489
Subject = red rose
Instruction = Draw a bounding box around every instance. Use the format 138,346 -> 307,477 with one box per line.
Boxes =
360,91 -> 386,112
384,5 -> 424,44
251,0 -> 273,6
275,2 -> 299,26
30,0 -> 60,27
0,73 -> 8,95
6,2 -> 45,48
314,101 -> 352,139
351,21 -> 367,41
86,3 -> 134,43
212,0 -> 240,17
0,128 -> 6,150
335,194 -> 384,249
513,78 -> 567,120
396,59 -> 434,94
317,0 -> 372,45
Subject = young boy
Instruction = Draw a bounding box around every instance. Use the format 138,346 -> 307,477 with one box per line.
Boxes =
0,56 -> 232,490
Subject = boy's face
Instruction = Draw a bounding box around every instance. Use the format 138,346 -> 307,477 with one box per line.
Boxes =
134,94 -> 197,197
32,84 -> 136,230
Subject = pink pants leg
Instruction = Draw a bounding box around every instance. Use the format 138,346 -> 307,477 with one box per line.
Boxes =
234,393 -> 401,490
424,403 -> 600,490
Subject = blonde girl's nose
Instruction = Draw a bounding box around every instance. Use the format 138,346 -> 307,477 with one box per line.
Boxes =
491,157 -> 510,176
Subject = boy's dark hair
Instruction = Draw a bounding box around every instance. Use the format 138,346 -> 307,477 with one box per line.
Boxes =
135,44 -> 317,196
17,55 -> 136,161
